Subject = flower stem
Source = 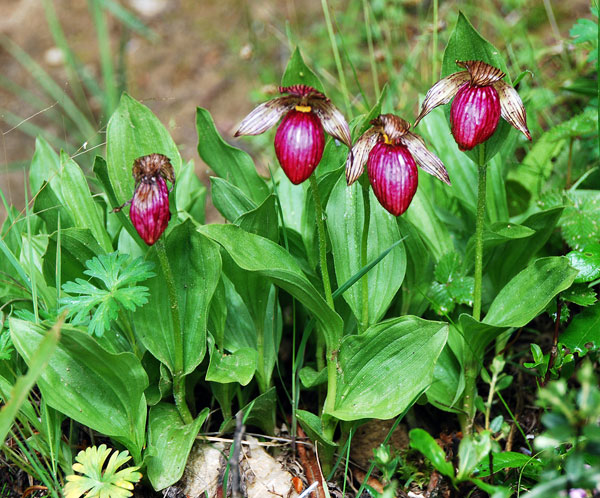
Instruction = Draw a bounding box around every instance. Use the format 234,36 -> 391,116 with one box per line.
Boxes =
473,146 -> 487,322
310,173 -> 334,309
321,0 -> 352,117
361,181 -> 371,330
461,146 -> 487,435
432,0 -> 439,83
156,238 -> 193,425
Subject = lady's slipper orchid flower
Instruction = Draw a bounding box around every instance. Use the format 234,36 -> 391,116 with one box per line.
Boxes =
235,84 -> 352,184
346,114 -> 450,216
414,60 -> 532,151
114,153 -> 174,246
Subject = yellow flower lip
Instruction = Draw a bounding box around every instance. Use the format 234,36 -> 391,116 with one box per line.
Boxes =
295,104 -> 312,113
382,133 -> 392,145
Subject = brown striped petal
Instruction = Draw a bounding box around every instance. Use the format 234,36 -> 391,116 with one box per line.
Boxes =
374,114 -> 411,143
493,80 -> 532,141
456,60 -> 505,86
234,96 -> 297,137
414,71 -> 471,126
345,127 -> 379,185
311,99 -> 352,148
401,132 -> 451,185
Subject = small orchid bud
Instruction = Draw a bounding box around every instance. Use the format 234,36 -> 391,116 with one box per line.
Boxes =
130,175 -> 171,246
346,114 -> 450,216
113,153 -> 175,246
234,85 -> 351,184
415,60 -> 532,150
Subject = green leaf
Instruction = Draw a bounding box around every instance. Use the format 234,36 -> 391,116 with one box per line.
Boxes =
133,222 -> 221,375
234,194 -> 279,242
327,177 -> 406,325
33,181 -> 75,234
175,160 -> 206,223
60,253 -> 155,337
29,136 -> 61,197
106,93 -> 182,207
484,257 -> 578,328
43,228 -> 106,287
0,320 -> 59,444
435,252 -> 462,282
210,177 -> 257,222
409,428 -> 454,478
10,319 -> 148,460
146,404 -> 209,490
426,345 -> 464,413
441,12 -> 512,163
560,303 -> 600,355
562,283 -> 597,306
457,432 -> 492,480
487,207 -> 564,290
93,156 -> 145,249
476,452 -> 542,478
206,336 -> 257,386
299,366 -> 327,388
59,151 -> 112,252
566,244 -> 600,283
327,316 -> 448,420
219,388 -> 276,435
560,190 -> 600,250
198,224 -> 343,352
281,47 -> 323,92
296,409 -> 336,448
196,107 -> 269,204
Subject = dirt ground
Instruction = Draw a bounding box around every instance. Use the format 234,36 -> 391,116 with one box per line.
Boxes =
0,0 -> 323,223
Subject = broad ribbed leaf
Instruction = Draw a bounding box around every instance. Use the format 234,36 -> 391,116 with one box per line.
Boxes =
327,176 -> 406,325
10,319 -> 147,460
485,257 -> 577,327
106,93 -> 182,207
133,221 -> 221,375
441,12 -> 512,163
409,428 -> 454,478
146,404 -> 209,490
327,316 -> 447,420
281,47 -> 324,92
198,224 -> 343,351
196,107 -> 269,204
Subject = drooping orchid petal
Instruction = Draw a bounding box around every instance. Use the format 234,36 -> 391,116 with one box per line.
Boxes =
415,60 -> 532,146
234,96 -> 297,137
346,127 -> 379,185
311,99 -> 352,148
401,132 -> 451,185
414,71 -> 470,126
235,84 -> 350,184
346,113 -> 450,216
493,79 -> 532,141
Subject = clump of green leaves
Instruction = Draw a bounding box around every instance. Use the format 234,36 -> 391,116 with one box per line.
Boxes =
570,7 -> 598,62
64,444 -> 142,498
60,253 -> 155,337
524,360 -> 600,496
428,252 -> 474,315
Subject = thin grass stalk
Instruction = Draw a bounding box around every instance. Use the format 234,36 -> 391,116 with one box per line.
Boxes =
320,0 -> 352,116
432,0 -> 439,82
362,0 -> 380,100
0,36 -> 97,141
88,0 -> 119,117
24,177 -> 39,323
42,0 -> 97,122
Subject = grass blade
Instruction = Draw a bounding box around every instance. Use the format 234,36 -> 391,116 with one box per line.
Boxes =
98,0 -> 159,41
